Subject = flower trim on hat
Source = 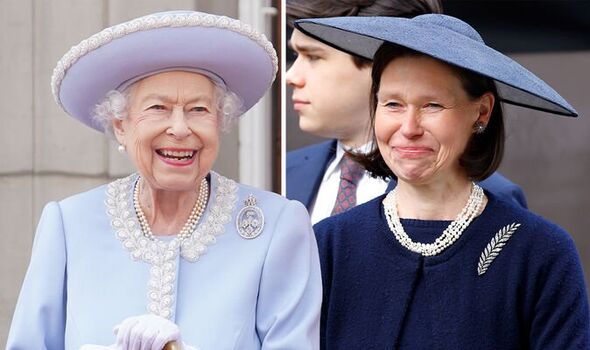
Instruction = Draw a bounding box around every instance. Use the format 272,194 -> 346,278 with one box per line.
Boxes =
51,11 -> 278,109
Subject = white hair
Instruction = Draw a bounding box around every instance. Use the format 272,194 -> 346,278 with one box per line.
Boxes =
93,78 -> 244,138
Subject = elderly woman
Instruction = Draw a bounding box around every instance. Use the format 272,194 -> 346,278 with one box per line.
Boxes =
294,14 -> 590,349
7,11 -> 321,350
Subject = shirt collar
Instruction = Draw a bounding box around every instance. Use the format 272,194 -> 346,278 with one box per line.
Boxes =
322,141 -> 373,182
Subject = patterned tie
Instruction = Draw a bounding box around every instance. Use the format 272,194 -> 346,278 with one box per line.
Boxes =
331,154 -> 365,215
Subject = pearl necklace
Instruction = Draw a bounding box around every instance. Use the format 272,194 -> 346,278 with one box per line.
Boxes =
133,177 -> 209,241
383,182 -> 484,256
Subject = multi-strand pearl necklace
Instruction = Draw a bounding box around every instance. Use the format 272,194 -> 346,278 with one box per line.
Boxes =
383,182 -> 484,256
133,177 -> 209,241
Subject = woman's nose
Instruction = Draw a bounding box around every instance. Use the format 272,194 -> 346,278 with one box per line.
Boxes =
166,107 -> 191,139
400,110 -> 424,138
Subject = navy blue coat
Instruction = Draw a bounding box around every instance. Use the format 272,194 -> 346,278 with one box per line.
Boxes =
286,140 -> 528,209
314,192 -> 590,349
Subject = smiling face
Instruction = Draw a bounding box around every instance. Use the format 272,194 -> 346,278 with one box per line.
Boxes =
113,71 -> 220,192
286,29 -> 372,147
375,55 -> 493,186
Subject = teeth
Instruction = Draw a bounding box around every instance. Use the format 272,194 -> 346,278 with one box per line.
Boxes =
160,150 -> 194,158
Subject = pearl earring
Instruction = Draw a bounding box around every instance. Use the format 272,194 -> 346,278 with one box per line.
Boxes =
117,144 -> 126,153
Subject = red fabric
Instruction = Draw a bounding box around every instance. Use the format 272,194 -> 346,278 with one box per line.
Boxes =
331,155 -> 364,215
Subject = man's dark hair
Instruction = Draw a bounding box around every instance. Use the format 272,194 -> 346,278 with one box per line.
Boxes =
287,0 -> 443,68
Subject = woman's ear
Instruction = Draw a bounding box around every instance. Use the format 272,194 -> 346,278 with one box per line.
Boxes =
112,118 -> 126,145
476,92 -> 495,125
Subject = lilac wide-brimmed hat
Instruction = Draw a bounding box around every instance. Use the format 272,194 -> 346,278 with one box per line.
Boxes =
51,10 -> 278,132
294,14 -> 577,117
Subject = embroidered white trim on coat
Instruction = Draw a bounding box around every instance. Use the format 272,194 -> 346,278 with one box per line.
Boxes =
180,175 -> 238,262
477,222 -> 521,276
105,172 -> 238,318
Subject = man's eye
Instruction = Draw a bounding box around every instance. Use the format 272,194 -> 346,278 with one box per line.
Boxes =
307,54 -> 320,62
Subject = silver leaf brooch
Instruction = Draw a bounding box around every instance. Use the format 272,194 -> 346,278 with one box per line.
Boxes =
236,194 -> 265,239
477,222 -> 521,276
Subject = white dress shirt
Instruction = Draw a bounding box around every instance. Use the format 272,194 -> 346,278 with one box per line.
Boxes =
310,142 -> 389,224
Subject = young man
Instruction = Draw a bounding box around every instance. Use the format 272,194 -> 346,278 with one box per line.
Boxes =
285,0 -> 526,224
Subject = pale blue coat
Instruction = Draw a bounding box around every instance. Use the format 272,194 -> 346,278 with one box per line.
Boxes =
7,172 -> 321,350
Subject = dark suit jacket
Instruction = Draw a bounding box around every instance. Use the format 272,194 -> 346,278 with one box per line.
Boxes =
286,139 -> 527,210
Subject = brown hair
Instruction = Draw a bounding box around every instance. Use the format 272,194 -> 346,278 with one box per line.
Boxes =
287,0 -> 443,68
353,43 -> 505,181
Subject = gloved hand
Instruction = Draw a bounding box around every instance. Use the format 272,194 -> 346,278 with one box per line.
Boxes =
114,314 -> 181,350
162,342 -> 199,350
79,342 -> 197,350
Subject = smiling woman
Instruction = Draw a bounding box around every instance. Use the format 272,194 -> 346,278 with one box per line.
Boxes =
295,14 -> 589,349
373,52 -> 496,185
114,72 -> 221,195
6,10 -> 321,350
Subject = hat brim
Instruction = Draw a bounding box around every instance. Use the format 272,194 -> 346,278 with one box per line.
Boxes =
53,12 -> 278,132
295,15 -> 577,117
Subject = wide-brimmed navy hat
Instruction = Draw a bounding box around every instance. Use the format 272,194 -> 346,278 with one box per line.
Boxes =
52,11 -> 278,132
294,14 -> 577,117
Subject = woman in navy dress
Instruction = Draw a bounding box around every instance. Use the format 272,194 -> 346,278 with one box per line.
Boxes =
294,14 -> 590,349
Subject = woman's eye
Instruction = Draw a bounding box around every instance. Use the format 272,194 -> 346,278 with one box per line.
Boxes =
384,101 -> 402,109
425,103 -> 443,109
190,106 -> 209,113
147,104 -> 166,111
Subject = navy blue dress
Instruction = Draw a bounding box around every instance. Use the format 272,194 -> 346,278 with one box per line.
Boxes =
314,191 -> 589,349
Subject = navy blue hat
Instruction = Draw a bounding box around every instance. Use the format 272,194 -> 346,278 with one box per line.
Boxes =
294,14 -> 577,117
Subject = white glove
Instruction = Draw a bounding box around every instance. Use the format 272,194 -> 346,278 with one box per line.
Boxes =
79,342 -> 196,350
114,314 -> 181,350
